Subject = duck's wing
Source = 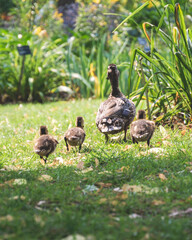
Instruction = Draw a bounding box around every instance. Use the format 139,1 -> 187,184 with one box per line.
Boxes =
96,97 -> 135,123
96,97 -> 135,134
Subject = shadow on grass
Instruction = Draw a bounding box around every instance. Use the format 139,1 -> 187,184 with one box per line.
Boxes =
0,148 -> 192,240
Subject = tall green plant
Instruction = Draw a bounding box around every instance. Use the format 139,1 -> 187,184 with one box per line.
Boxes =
120,1 -> 192,122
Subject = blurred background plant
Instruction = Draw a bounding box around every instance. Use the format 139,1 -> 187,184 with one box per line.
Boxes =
123,0 -> 192,125
0,0 -> 192,125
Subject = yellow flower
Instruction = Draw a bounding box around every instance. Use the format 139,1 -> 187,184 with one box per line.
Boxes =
53,11 -> 63,19
111,0 -> 119,4
148,1 -> 153,8
112,33 -> 119,42
99,20 -> 106,27
93,0 -> 100,4
148,0 -> 160,8
34,26 -> 42,35
90,5 -> 97,12
33,27 -> 48,38
39,29 -> 48,38
90,63 -> 100,97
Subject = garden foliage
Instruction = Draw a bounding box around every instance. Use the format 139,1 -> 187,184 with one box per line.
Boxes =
0,0 -> 192,123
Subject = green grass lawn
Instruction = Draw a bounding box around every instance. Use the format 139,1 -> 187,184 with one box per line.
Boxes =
0,99 -> 192,240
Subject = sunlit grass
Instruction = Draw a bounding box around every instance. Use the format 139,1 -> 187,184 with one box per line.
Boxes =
0,99 -> 192,240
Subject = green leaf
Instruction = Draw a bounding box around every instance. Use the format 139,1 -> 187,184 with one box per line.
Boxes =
113,2 -> 149,33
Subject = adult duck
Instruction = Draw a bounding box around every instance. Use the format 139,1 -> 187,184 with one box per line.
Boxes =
96,64 -> 136,142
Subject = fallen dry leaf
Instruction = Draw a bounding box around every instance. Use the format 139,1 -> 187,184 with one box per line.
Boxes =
137,148 -> 165,157
13,179 -> 27,185
54,157 -> 64,164
181,129 -> 186,136
148,148 -> 165,154
76,161 -> 85,170
162,141 -> 172,146
186,162 -> 192,165
111,200 -> 119,206
49,157 -> 65,166
9,195 -> 26,201
159,173 -> 167,181
34,214 -> 45,227
186,195 -> 192,201
98,170 -> 112,175
3,165 -> 24,171
99,198 -> 107,204
0,179 -> 14,187
122,184 -> 159,195
162,135 -> 170,140
95,158 -> 99,167
115,192 -> 128,200
123,145 -> 133,151
142,233 -> 151,240
0,215 -> 14,222
152,200 -> 165,206
116,166 -> 130,173
144,174 -> 155,180
38,175 -> 53,182
95,182 -> 112,188
81,167 -> 93,173
186,166 -> 192,171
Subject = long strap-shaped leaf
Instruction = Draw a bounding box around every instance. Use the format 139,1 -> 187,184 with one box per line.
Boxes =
113,1 -> 149,33
175,3 -> 190,58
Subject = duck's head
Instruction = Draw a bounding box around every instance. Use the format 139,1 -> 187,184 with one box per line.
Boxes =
76,116 -> 84,128
107,64 -> 119,80
40,125 -> 48,135
137,110 -> 146,120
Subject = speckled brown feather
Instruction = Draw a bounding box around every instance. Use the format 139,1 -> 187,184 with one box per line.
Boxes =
130,111 -> 155,146
64,127 -> 86,146
64,117 -> 86,152
34,126 -> 58,163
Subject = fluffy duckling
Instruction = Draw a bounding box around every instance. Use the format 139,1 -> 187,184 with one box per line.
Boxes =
96,64 -> 136,142
64,117 -> 86,152
34,126 -> 59,163
130,110 -> 155,146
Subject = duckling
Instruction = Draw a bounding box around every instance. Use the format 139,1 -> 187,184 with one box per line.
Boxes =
34,126 -> 59,164
96,64 -> 136,142
130,110 -> 155,146
64,117 -> 86,152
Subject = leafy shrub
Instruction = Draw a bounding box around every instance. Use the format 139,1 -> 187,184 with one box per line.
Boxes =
125,2 -> 192,123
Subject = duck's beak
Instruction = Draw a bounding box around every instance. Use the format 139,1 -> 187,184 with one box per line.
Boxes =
107,68 -> 112,79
